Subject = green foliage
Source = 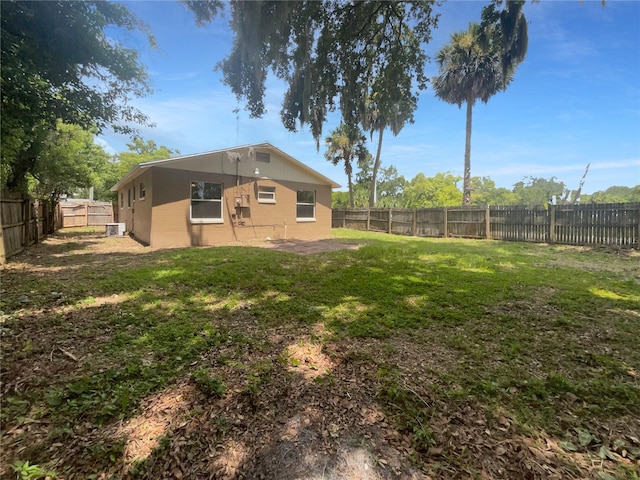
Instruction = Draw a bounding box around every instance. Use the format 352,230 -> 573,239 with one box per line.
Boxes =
3,229 -> 639,476
325,123 -> 370,208
11,460 -> 56,480
24,121 -> 112,203
470,176 -> 518,205
376,367 -> 434,452
432,21 -> 515,206
1,0 -> 153,191
479,0 -> 529,86
191,2 -> 437,141
343,163 -> 635,207
189,1 -> 437,207
513,176 -> 567,206
116,138 -> 179,178
583,185 -> 640,204
191,368 -> 225,397
331,191 -> 351,207
432,23 -> 505,109
376,165 -> 406,208
402,172 -> 462,207
433,8 -> 528,206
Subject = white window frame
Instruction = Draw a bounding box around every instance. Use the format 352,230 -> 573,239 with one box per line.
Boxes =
190,181 -> 224,224
139,182 -> 146,200
296,190 -> 316,222
257,185 -> 276,204
127,189 -> 131,208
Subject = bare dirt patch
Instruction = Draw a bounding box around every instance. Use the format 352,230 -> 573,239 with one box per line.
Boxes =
260,238 -> 361,255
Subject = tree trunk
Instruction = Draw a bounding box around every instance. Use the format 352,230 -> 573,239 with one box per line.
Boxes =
345,157 -> 355,208
347,172 -> 354,208
463,99 -> 473,206
47,195 -> 59,234
369,126 -> 384,208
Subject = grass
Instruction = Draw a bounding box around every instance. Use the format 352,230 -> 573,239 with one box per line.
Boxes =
1,228 -> 639,478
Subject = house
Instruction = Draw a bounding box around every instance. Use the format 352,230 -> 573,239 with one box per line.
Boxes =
110,143 -> 340,248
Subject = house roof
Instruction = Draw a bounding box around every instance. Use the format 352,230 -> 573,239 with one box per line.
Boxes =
110,142 -> 340,191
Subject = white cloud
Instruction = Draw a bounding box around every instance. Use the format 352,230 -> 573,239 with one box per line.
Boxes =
94,137 -> 116,156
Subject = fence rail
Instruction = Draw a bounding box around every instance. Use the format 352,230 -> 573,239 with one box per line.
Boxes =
1,197 -> 53,263
1,198 -> 115,263
332,203 -> 640,247
59,201 -> 114,228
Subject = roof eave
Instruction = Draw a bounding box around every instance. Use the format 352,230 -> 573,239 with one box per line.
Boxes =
109,142 -> 341,191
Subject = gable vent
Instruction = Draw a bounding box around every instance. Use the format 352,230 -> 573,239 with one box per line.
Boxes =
256,152 -> 270,163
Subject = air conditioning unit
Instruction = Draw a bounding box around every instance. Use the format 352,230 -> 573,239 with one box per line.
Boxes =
105,223 -> 126,237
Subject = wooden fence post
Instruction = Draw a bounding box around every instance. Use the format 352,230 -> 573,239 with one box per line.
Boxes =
0,213 -> 5,265
412,209 -> 417,236
84,203 -> 89,227
549,205 -> 557,244
443,207 -> 448,238
23,199 -> 31,248
33,201 -> 39,244
636,205 -> 640,247
330,202 -> 639,246
485,207 -> 491,239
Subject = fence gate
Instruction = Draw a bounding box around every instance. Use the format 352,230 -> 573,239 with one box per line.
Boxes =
58,201 -> 114,228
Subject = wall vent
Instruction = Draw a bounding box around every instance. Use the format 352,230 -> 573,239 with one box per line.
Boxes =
256,152 -> 270,163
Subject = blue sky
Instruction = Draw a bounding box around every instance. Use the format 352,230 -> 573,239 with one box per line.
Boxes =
99,0 -> 640,195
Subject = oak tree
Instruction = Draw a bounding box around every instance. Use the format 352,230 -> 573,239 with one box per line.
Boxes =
188,1 -> 439,206
1,0 -> 154,192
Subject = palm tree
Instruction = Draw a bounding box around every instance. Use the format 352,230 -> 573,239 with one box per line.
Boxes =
360,64 -> 417,208
324,123 -> 369,208
432,22 -> 509,206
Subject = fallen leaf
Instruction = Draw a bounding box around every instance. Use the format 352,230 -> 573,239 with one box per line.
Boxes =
596,472 -> 617,480
577,429 -> 594,447
598,445 -> 617,461
558,441 -> 578,452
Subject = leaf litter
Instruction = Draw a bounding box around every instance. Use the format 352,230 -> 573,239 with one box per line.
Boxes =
1,229 -> 638,479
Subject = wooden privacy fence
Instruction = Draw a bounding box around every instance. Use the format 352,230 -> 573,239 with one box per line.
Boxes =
1,198 -> 115,263
58,201 -> 114,228
1,197 -> 53,263
332,203 -> 640,247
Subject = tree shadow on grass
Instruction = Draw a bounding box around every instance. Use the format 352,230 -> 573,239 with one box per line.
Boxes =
1,232 -> 639,479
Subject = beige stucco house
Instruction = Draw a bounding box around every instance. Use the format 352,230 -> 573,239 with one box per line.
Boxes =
110,143 -> 340,248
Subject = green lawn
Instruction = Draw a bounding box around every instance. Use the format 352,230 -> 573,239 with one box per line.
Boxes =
1,229 -> 638,479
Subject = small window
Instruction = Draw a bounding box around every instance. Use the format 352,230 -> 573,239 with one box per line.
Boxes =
127,189 -> 131,208
191,181 -> 223,223
139,182 -> 146,200
256,152 -> 270,163
296,190 -> 315,221
120,192 -> 124,209
258,186 -> 276,204
133,185 -> 136,201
